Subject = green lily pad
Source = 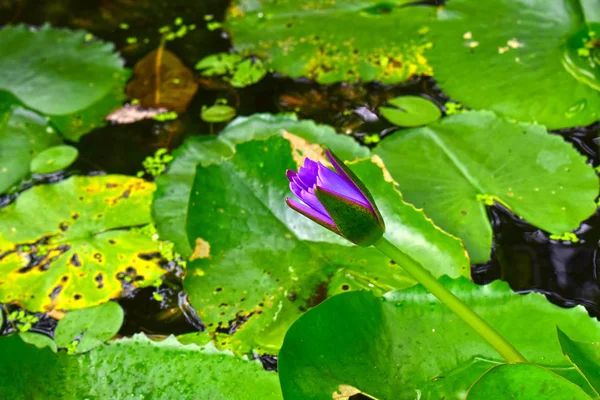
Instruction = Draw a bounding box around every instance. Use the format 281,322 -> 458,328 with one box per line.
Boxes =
0,333 -> 282,399
55,301 -> 124,354
154,113 -> 372,257
278,278 -> 600,399
428,0 -> 600,129
154,114 -> 468,354
0,25 -> 128,140
374,111 -> 598,263
558,327 -> 600,396
225,0 -> 435,84
30,145 -> 78,174
0,106 -> 61,194
380,95 -> 442,127
19,332 -> 57,352
201,104 -> 237,123
467,363 -> 592,399
0,175 -> 166,312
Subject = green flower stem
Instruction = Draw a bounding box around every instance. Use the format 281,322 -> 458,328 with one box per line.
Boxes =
374,236 -> 527,363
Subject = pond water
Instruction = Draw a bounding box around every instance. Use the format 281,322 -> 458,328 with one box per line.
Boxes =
1,0 -> 600,369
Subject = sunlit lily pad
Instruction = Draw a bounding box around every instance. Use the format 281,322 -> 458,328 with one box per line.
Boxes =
428,0 -> 600,129
0,333 -> 282,399
0,25 -> 128,140
278,278 -> 600,399
225,0 -> 435,84
374,111 -> 598,262
0,105 -> 61,193
379,95 -> 442,127
153,114 -> 469,354
0,175 -> 166,312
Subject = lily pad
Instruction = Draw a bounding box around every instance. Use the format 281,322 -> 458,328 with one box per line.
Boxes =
0,106 -> 61,194
0,175 -> 166,312
374,111 -> 598,262
225,0 -> 435,84
201,104 -> 237,123
379,95 -> 442,127
0,333 -> 282,399
278,278 -> 600,399
19,332 -> 57,352
54,301 -> 124,354
30,145 -> 78,174
126,48 -> 198,113
558,328 -> 600,396
0,25 -> 128,140
195,53 -> 267,88
467,364 -> 592,399
428,0 -> 600,129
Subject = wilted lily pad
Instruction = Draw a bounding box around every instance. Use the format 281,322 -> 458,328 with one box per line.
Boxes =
0,175 -> 166,312
225,0 -> 435,84
0,333 -> 282,399
0,106 -> 61,194
153,114 -> 469,354
278,278 -> 600,399
126,48 -> 198,113
0,25 -> 128,140
374,111 -> 598,262
428,0 -> 600,129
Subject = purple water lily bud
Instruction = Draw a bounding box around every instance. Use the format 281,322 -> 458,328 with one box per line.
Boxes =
286,149 -> 385,246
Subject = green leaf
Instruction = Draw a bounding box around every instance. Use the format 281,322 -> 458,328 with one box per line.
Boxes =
373,111 -> 598,263
0,106 -> 62,194
55,301 -> 124,354
0,175 -> 166,312
30,145 -> 78,174
19,332 -> 57,352
0,25 -> 128,140
558,327 -> 600,396
379,96 -> 442,127
182,133 -> 468,354
278,278 -> 600,399
428,0 -> 600,129
467,363 -> 592,399
201,105 -> 237,123
225,1 -> 435,84
0,333 -> 282,399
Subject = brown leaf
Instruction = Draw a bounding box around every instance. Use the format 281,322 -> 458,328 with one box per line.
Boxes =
126,48 -> 198,113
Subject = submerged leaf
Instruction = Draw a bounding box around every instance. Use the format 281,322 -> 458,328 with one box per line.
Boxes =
374,111 -> 598,262
0,176 -> 166,312
126,48 -> 198,113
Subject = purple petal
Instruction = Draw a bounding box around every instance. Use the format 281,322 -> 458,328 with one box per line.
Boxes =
300,188 -> 329,216
286,170 -> 297,183
286,198 -> 337,230
325,149 -> 374,212
316,162 -> 369,206
297,159 -> 319,188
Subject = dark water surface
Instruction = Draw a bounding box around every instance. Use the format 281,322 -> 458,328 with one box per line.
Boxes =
2,0 -> 600,356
